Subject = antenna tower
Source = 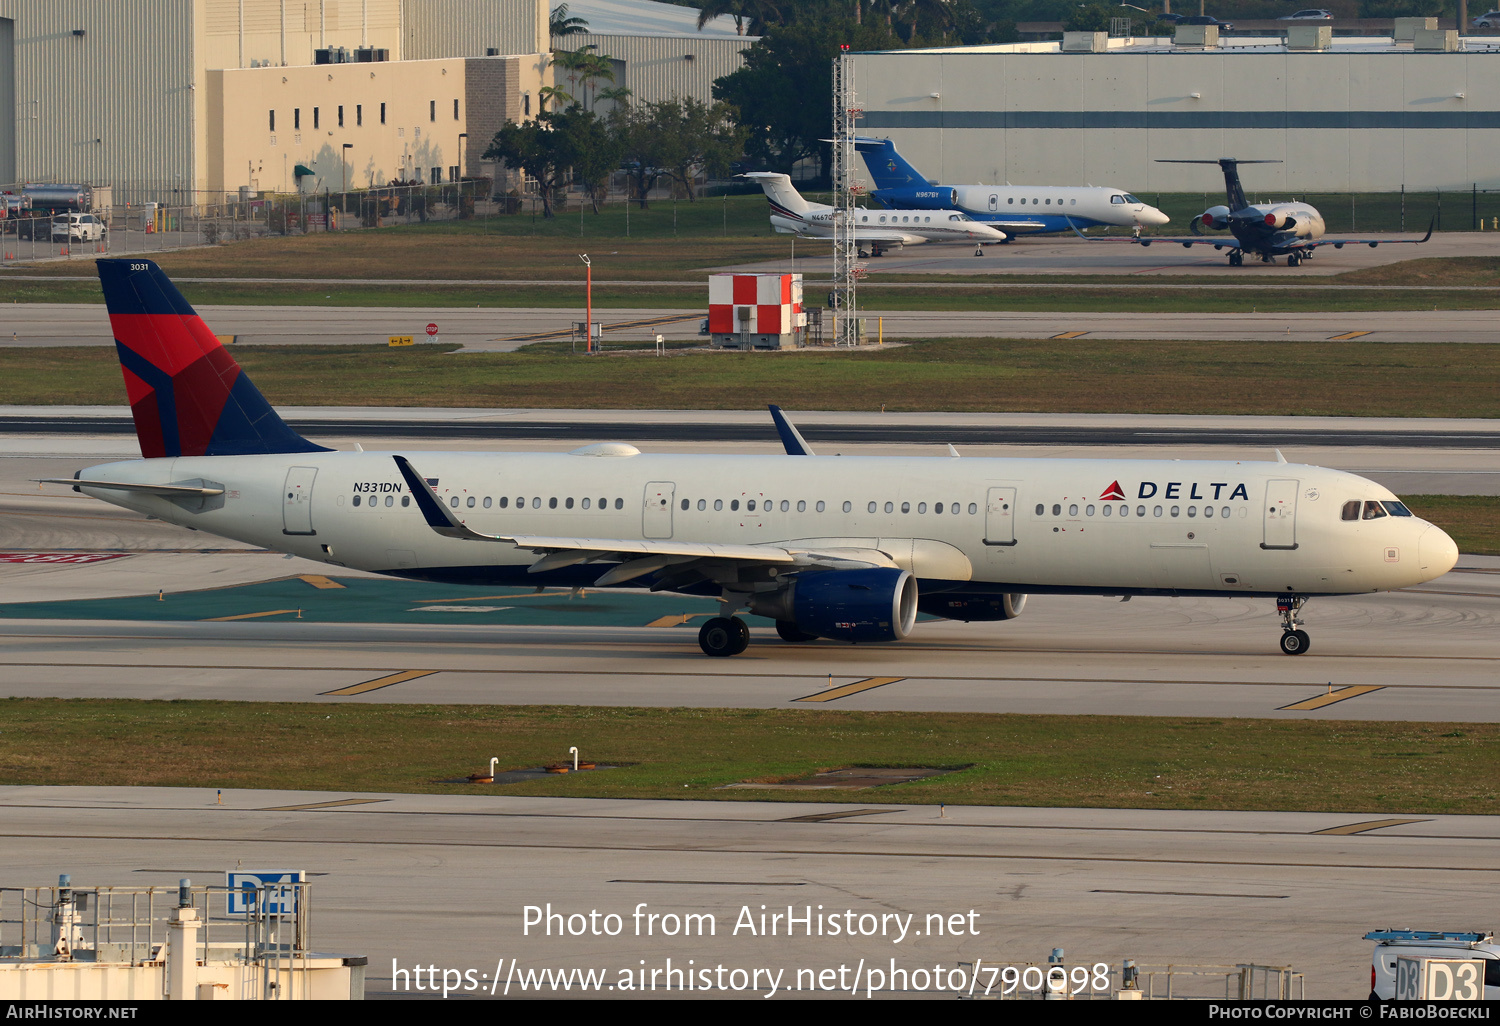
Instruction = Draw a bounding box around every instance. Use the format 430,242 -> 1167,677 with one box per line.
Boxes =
831,48 -> 863,346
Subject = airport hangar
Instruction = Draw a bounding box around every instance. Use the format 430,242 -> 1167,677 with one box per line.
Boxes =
0,0 -> 752,204
849,32 -> 1500,195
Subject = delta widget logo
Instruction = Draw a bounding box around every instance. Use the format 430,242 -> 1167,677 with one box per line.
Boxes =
1099,481 -> 1126,501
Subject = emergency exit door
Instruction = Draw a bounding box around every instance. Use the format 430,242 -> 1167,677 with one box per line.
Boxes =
984,487 -> 1017,546
643,481 -> 675,539
282,467 -> 317,535
1262,479 -> 1299,550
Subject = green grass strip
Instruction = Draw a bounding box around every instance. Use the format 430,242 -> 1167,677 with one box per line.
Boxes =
0,699 -> 1494,814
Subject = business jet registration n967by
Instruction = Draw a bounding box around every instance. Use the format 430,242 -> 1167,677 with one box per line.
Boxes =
45,260 -> 1459,659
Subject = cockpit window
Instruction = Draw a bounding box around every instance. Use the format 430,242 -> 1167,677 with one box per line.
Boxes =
1341,500 -> 1360,521
1110,194 -> 1125,204
1382,500 -> 1414,517
1124,194 -> 1141,203
1363,500 -> 1388,520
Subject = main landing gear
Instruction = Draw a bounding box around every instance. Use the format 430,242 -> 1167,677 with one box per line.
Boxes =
1228,251 -> 1243,266
1276,595 -> 1310,655
1287,252 -> 1304,267
699,616 -> 749,657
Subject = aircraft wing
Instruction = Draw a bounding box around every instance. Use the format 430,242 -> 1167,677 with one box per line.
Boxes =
1312,221 -> 1435,249
984,220 -> 1049,231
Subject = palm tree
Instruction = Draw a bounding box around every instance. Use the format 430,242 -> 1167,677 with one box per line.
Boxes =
578,50 -> 616,111
596,85 -> 632,110
550,4 -> 589,37
696,1 -> 785,36
537,85 -> 573,113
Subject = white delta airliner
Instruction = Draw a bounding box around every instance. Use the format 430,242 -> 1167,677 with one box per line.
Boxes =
742,171 -> 1007,257
51,260 -> 1459,658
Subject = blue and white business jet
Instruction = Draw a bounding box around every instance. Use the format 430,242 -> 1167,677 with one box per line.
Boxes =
855,137 -> 1170,237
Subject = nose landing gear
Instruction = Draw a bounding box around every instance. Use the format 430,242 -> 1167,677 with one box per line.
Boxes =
1276,595 -> 1310,655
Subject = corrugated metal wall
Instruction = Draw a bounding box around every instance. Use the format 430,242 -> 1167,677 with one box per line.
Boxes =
559,33 -> 748,106
0,0 -> 196,203
854,49 -> 1500,192
0,15 -> 14,184
400,0 -> 546,60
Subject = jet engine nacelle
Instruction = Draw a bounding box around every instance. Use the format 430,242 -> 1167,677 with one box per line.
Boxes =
750,567 -> 918,642
1260,209 -> 1297,230
1192,206 -> 1231,234
918,593 -> 1027,622
869,186 -> 957,210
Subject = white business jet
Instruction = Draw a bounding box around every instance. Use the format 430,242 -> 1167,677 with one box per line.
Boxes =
742,172 -> 1006,257
49,260 -> 1458,658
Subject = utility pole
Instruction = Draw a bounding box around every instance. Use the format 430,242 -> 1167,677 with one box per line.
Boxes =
831,47 -> 863,347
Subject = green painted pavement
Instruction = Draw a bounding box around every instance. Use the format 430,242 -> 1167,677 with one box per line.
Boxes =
0,575 -> 724,627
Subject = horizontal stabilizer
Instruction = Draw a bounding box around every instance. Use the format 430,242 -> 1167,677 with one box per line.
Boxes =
38,478 -> 225,496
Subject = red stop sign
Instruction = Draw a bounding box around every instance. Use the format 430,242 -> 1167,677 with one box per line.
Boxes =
425,323 -> 439,336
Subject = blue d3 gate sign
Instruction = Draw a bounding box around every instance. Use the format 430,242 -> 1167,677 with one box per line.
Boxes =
226,870 -> 305,914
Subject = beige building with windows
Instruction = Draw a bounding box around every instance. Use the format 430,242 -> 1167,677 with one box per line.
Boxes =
0,0 -> 750,205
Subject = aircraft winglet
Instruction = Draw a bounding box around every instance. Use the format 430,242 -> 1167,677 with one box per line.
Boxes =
769,405 -> 816,456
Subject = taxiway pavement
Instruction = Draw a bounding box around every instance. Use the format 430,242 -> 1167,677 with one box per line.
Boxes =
2,303 -> 1498,349
3,786 -> 1495,999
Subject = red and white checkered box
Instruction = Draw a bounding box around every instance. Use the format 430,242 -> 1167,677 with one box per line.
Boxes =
708,273 -> 803,336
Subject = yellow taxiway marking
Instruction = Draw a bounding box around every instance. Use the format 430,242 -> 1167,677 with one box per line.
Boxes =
257,798 -> 389,812
1051,331 -> 1089,339
1312,818 -> 1430,836
645,613 -> 712,628
320,670 -> 437,696
296,574 -> 345,589
416,592 -> 578,603
794,677 -> 907,703
202,609 -> 301,622
1278,685 -> 1385,711
1328,331 -> 1372,341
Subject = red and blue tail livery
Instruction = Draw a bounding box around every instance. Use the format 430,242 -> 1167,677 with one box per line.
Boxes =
96,259 -> 328,459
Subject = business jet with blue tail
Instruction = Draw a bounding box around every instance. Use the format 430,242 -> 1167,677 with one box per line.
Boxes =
1135,159 -> 1432,266
855,137 -> 1170,236
742,171 -> 1006,257
43,259 -> 1459,658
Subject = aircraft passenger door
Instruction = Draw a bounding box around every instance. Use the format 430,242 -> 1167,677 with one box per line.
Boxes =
983,487 -> 1017,546
282,467 -> 317,536
1263,479 -> 1299,550
988,194 -> 998,212
643,481 -> 675,539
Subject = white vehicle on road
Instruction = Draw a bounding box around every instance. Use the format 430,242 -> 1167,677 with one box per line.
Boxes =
1367,930 -> 1500,1000
51,212 -> 107,242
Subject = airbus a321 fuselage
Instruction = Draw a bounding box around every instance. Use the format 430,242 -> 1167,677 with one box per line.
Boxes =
56,260 -> 1459,658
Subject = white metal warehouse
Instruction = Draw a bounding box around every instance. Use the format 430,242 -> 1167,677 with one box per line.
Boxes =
851,36 -> 1500,193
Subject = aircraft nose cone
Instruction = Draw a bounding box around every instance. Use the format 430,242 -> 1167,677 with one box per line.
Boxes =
1138,207 -> 1170,227
1419,525 -> 1460,579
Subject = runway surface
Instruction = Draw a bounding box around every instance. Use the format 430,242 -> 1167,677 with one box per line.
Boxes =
4,302 -> 1499,348
728,231 -> 1500,277
4,786 -> 1496,998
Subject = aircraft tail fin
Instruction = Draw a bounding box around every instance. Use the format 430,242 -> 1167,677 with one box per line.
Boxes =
740,172 -> 812,216
853,137 -> 929,191
1157,158 -> 1280,212
95,259 -> 330,459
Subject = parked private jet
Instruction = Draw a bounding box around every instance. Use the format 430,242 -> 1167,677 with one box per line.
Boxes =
855,137 -> 1170,236
47,259 -> 1459,658
1136,159 -> 1432,266
742,171 -> 1006,257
